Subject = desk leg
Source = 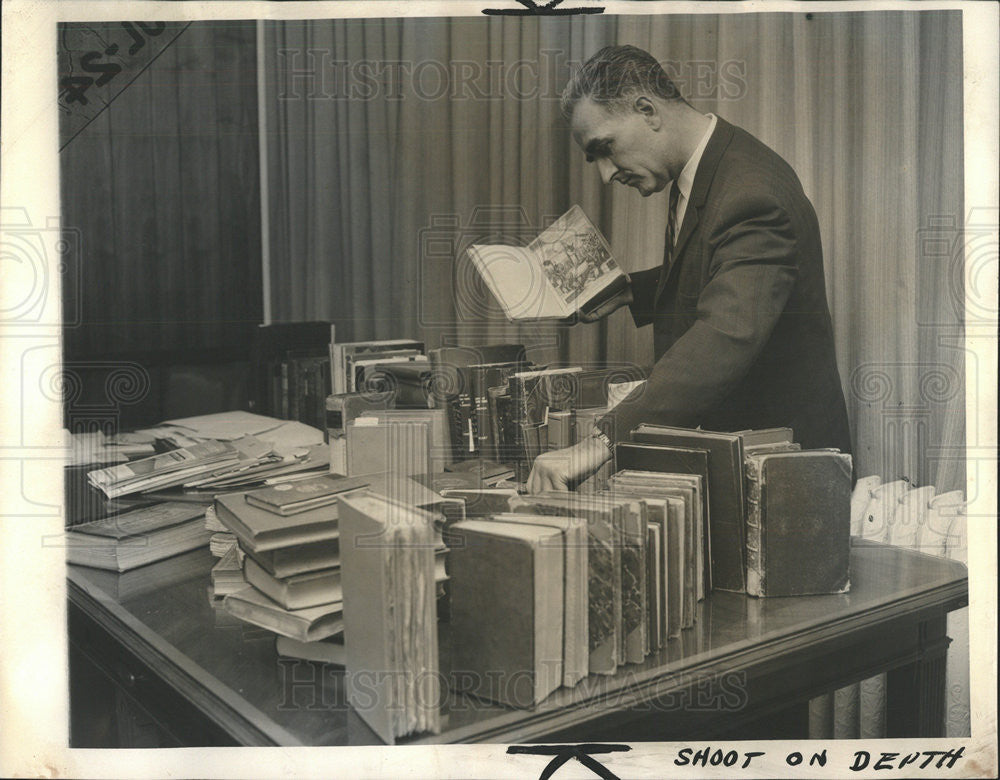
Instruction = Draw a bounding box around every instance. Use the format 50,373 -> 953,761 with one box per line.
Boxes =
886,616 -> 950,737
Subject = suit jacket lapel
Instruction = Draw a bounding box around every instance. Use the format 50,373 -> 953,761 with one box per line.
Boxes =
654,117 -> 736,306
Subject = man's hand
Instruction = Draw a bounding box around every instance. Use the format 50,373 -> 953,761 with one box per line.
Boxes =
576,284 -> 634,323
526,435 -> 612,493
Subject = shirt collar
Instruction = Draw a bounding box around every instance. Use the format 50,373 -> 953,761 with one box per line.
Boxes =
674,113 -> 717,201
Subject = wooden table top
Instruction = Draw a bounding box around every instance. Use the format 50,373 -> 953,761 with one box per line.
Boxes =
67,539 -> 968,745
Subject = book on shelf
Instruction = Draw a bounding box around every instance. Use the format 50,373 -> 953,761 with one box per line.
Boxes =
488,513 -> 589,688
467,205 -> 629,321
64,502 -> 211,572
337,491 -> 441,743
448,518 -> 565,707
630,425 -> 746,593
275,634 -> 346,665
211,545 -> 246,598
744,449 -> 853,597
244,556 -> 342,610
223,586 -> 343,642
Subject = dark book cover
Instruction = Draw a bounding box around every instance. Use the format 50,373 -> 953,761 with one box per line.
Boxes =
744,451 -> 852,597
245,474 -> 370,516
615,442 -> 711,595
630,425 -> 746,593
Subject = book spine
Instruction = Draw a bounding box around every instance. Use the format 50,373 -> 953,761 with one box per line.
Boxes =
744,455 -> 764,597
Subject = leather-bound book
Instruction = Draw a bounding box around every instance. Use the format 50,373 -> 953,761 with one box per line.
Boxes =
744,450 -> 853,597
449,519 -> 564,707
631,425 -> 746,592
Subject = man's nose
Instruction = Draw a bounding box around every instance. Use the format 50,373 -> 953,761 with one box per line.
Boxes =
596,158 -> 617,185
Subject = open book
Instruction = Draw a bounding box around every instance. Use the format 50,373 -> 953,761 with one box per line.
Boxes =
468,205 -> 628,321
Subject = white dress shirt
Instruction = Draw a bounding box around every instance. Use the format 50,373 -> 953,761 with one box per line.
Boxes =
670,113 -> 717,244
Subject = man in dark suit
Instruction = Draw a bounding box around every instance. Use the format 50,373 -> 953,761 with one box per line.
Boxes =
528,45 -> 851,492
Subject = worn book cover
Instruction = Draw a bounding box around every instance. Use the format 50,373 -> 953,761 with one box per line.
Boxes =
245,474 -> 372,515
744,450 -> 853,597
449,519 -> 565,707
615,442 -> 711,597
65,501 -> 211,572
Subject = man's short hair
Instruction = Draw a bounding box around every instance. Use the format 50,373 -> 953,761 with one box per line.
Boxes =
560,45 -> 687,119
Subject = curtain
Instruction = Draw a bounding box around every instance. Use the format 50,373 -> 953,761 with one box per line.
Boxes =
262,11 -> 966,736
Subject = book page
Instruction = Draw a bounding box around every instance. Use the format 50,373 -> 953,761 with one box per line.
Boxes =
529,204 -> 623,310
467,243 -> 566,319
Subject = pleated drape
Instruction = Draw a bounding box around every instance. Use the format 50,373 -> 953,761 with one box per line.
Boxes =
263,10 -> 964,494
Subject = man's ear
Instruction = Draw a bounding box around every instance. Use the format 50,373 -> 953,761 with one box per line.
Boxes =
633,96 -> 662,130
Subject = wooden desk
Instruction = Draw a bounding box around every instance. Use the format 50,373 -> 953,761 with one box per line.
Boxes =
67,540 -> 967,746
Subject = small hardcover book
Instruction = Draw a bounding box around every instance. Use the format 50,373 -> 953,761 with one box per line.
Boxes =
245,474 -> 372,516
243,556 -> 342,610
467,205 -> 629,321
449,519 -> 565,707
214,493 -> 342,553
744,450 -> 853,597
222,586 -> 343,642
211,545 -> 246,598
242,538 -> 339,579
64,502 -> 210,572
614,442 -> 711,598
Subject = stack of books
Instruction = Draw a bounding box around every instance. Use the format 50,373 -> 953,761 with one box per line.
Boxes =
214,472 -> 450,665
214,474 -> 370,648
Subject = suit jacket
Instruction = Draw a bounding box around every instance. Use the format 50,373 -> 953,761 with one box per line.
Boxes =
604,117 -> 852,454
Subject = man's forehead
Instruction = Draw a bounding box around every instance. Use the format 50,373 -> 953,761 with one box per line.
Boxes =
570,98 -> 615,144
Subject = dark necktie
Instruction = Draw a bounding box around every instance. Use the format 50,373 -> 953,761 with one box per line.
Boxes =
665,182 -> 680,269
